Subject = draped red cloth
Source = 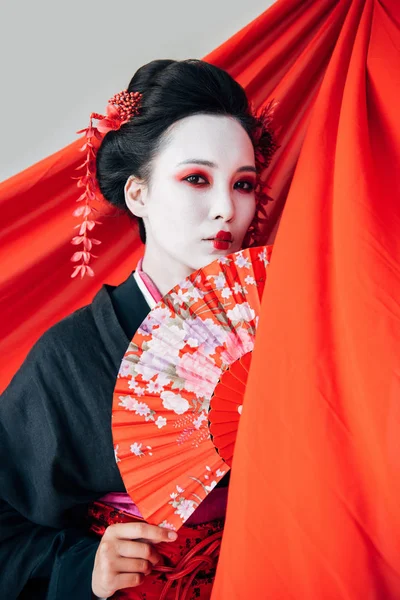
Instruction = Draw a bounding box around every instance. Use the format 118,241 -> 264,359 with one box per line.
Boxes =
209,0 -> 400,598
1,0 -> 399,597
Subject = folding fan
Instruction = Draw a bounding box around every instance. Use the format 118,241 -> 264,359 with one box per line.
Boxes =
112,245 -> 273,530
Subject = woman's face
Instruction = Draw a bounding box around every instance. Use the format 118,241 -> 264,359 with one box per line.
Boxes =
125,114 -> 257,275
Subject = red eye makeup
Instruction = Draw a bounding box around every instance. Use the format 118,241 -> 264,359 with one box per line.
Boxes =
175,168 -> 210,183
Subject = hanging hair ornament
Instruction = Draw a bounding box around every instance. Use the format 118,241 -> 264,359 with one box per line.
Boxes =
71,90 -> 142,278
243,99 -> 279,248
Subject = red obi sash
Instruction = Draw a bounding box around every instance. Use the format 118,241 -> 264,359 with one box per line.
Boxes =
87,501 -> 224,600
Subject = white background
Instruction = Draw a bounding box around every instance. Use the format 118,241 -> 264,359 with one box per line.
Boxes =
0,0 -> 276,182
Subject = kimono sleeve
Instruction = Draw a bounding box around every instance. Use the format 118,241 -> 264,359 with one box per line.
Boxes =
0,334 -> 101,599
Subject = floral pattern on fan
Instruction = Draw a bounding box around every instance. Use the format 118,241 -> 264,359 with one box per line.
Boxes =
112,245 -> 273,530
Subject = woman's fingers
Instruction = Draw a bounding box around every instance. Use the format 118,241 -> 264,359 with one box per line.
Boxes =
115,557 -> 153,575
114,572 -> 145,591
116,539 -> 161,565
105,521 -> 177,544
92,521 -> 176,597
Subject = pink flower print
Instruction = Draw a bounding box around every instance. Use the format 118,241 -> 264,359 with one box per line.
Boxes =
205,480 -> 217,493
118,359 -> 132,378
233,282 -> 248,295
227,302 -> 255,323
244,275 -> 256,286
221,327 -> 254,363
159,520 -> 176,530
155,416 -> 167,429
207,273 -> 227,290
134,402 -> 151,417
147,379 -> 165,394
150,306 -> 172,325
141,308 -> 172,335
118,396 -> 151,417
187,286 -> 205,301
135,350 -> 173,382
138,321 -> 153,335
182,317 -> 226,356
217,256 -> 232,266
193,411 -> 208,430
221,287 -> 233,299
176,352 -> 220,398
130,442 -> 144,457
175,499 -> 196,521
118,395 -> 139,411
161,391 -> 190,415
130,443 -> 152,457
235,253 -> 251,269
258,247 -> 270,267
128,380 -> 146,395
156,372 -> 172,387
171,289 -> 191,306
148,326 -> 186,355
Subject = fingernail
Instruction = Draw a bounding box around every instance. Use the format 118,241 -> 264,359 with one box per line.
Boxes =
168,531 -> 178,540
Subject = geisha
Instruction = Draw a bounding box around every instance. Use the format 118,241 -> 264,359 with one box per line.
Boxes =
0,58 -> 276,600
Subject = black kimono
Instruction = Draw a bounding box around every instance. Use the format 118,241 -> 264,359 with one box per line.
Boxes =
0,273 -> 152,599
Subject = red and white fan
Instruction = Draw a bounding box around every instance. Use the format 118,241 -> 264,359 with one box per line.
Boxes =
112,245 -> 272,530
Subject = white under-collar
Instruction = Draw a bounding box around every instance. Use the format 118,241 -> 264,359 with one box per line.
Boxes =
133,270 -> 157,310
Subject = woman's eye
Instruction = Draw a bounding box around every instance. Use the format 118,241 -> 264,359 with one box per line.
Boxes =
234,180 -> 255,193
184,175 -> 208,185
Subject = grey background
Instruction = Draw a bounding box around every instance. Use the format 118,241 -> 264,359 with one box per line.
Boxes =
1,0 -> 277,182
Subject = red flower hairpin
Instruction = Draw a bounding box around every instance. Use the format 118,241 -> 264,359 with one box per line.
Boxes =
243,99 -> 279,248
71,90 -> 142,278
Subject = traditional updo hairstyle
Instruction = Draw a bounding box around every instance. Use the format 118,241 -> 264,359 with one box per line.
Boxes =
96,59 -> 273,243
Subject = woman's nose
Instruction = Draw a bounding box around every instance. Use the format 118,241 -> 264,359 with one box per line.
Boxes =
208,190 -> 235,222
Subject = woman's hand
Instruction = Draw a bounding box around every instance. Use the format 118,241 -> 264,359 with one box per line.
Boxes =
92,521 -> 178,598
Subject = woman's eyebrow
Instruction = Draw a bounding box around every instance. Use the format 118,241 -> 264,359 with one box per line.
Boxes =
176,159 -> 256,173
236,165 -> 257,174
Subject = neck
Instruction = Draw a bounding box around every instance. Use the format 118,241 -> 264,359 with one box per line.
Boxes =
141,242 -> 195,297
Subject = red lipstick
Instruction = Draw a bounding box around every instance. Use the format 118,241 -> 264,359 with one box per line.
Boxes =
212,230 -> 233,250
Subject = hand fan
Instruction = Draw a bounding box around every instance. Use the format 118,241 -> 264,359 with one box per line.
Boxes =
112,245 -> 272,530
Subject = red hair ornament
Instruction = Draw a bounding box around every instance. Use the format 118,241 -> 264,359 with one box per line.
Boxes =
71,90 -> 142,278
244,100 -> 279,248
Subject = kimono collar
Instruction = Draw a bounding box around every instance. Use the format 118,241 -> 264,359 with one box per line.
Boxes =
133,258 -> 163,309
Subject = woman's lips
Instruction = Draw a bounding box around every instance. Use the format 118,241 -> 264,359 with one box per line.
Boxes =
203,231 -> 233,250
215,230 -> 233,242
213,239 -> 231,250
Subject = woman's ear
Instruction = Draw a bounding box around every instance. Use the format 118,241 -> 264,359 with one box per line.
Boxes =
124,176 -> 147,218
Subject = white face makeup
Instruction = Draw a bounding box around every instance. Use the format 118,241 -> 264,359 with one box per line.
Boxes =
125,114 -> 257,294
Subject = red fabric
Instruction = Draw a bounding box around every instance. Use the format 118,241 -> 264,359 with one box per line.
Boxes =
2,0 -> 400,598
0,139 -> 143,389
87,501 -> 223,600
210,0 -> 400,598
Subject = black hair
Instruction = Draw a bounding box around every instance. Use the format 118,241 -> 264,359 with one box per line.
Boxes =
96,59 -> 261,243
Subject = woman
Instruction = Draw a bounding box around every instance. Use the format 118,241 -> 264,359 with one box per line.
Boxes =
0,59 -> 276,600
